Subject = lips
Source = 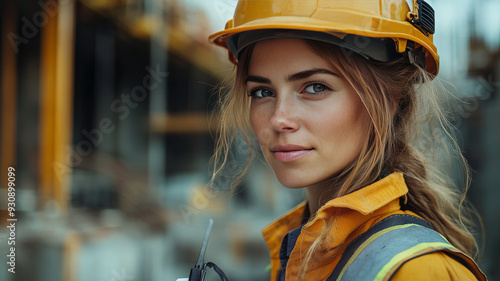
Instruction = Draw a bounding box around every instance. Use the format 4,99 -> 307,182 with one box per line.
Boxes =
270,144 -> 314,162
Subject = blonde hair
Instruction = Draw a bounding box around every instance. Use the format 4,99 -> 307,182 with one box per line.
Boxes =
210,39 -> 481,278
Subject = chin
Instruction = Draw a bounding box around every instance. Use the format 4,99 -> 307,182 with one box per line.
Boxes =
279,181 -> 307,189
274,173 -> 314,189
273,168 -> 343,189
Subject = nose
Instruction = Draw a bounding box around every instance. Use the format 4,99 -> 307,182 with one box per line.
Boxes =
270,95 -> 299,133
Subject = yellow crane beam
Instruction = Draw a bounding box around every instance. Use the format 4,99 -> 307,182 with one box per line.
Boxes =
39,0 -> 76,212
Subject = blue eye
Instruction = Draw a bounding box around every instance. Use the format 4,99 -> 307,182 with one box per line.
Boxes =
249,88 -> 274,98
304,83 -> 327,94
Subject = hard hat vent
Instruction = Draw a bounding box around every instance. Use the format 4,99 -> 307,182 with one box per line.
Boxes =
410,0 -> 435,35
419,0 -> 435,34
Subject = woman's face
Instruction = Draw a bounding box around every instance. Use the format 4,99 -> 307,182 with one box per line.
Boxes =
247,38 -> 372,189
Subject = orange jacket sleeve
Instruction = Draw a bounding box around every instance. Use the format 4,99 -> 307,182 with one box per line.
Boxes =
392,252 -> 480,281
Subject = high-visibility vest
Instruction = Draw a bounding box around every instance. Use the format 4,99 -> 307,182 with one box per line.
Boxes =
327,214 -> 487,281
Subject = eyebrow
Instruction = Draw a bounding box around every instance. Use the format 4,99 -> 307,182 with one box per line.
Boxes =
287,68 -> 338,81
246,75 -> 271,84
246,68 -> 338,84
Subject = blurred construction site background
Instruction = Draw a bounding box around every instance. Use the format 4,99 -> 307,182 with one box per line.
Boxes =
0,0 -> 499,280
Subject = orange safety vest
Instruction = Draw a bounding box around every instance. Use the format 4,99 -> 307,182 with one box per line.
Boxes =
327,214 -> 486,280
262,172 -> 486,281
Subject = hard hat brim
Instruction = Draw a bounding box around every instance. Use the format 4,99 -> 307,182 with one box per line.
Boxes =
209,16 -> 438,74
227,29 -> 403,65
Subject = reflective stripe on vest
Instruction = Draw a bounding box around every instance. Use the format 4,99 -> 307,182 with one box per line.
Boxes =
327,214 -> 486,281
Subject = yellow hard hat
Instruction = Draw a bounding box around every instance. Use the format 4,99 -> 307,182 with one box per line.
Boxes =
209,0 -> 439,75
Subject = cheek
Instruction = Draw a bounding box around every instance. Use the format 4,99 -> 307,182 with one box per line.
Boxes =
316,97 -> 371,151
249,105 -> 267,142
249,106 -> 259,133
341,104 -> 372,153
314,103 -> 356,132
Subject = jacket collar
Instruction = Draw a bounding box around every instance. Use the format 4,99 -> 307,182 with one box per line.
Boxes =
315,171 -> 408,216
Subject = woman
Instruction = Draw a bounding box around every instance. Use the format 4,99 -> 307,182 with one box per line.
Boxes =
208,0 -> 487,280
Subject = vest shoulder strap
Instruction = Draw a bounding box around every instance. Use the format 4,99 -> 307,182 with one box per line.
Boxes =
327,214 -> 486,281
